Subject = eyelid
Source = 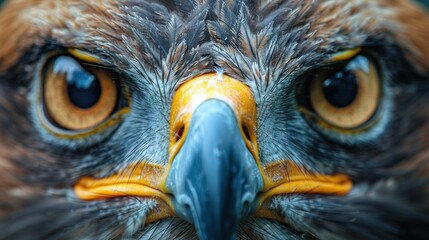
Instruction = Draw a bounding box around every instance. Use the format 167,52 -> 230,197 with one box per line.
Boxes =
325,48 -> 362,63
68,48 -> 102,63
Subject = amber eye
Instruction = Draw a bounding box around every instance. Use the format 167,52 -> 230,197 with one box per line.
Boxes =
308,55 -> 380,129
43,56 -> 118,130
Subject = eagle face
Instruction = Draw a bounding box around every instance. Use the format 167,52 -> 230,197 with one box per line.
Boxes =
1,0 -> 429,239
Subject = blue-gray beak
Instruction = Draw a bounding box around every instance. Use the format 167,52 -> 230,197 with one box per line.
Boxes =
166,99 -> 263,240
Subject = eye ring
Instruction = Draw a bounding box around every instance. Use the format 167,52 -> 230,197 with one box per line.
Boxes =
38,53 -> 129,137
301,54 -> 381,131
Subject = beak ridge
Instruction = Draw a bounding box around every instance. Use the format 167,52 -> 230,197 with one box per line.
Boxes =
166,99 -> 263,240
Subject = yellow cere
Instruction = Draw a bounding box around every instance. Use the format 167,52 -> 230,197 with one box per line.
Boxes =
168,73 -> 259,163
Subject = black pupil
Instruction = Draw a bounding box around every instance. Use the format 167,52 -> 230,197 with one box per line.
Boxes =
67,71 -> 101,109
54,56 -> 101,109
322,69 -> 358,108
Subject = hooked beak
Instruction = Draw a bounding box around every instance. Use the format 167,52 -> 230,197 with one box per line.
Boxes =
166,99 -> 262,240
74,73 -> 352,240
165,73 -> 262,239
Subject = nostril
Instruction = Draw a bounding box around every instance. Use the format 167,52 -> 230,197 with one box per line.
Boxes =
243,199 -> 252,208
174,125 -> 185,143
242,124 -> 252,142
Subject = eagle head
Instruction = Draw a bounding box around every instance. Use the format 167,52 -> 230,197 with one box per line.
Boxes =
1,0 -> 429,239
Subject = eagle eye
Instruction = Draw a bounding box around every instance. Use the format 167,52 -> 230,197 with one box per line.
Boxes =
40,54 -> 123,132
302,54 -> 381,130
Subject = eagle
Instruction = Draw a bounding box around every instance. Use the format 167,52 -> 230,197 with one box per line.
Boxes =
1,0 -> 429,239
